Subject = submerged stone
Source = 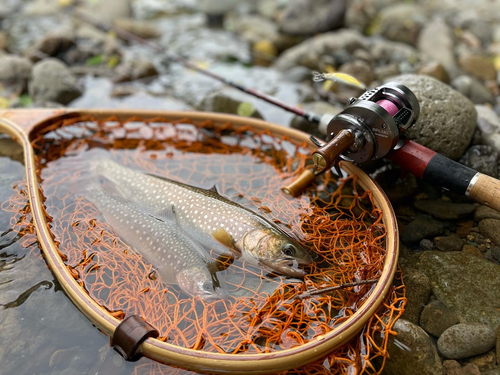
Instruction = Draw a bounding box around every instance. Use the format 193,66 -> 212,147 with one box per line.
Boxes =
438,323 -> 496,359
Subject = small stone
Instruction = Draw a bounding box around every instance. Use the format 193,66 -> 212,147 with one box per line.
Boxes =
468,351 -> 497,372
278,0 -> 347,36
0,54 -> 33,92
400,214 -> 444,244
462,245 -> 483,258
382,319 -> 444,375
459,55 -> 497,81
113,60 -> 158,83
443,360 -> 481,375
29,58 -> 82,105
452,75 -> 496,105
418,61 -> 450,83
492,246 -> 500,263
80,0 -> 131,23
371,4 -> 425,46
0,138 -> 23,163
420,300 -> 460,337
479,219 -> 500,245
456,221 -> 474,238
49,346 -> 79,369
338,59 -> 375,85
0,31 -> 8,50
414,200 -> 477,220
25,30 -> 74,61
252,40 -> 277,67
435,234 -> 463,252
420,238 -> 434,251
201,92 -> 263,119
438,323 -> 496,359
113,18 -> 160,39
475,105 -> 500,152
475,205 -> 500,221
401,267 -> 431,324
390,74 -> 477,160
460,145 -> 499,178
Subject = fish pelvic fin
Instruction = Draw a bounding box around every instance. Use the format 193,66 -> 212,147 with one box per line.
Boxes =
211,228 -> 241,256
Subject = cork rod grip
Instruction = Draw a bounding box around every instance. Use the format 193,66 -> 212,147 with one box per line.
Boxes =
468,173 -> 500,212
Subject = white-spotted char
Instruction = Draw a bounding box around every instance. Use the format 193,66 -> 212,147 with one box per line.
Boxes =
92,160 -> 313,277
86,188 -> 225,299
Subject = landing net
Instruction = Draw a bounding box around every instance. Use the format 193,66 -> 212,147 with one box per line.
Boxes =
4,114 -> 405,374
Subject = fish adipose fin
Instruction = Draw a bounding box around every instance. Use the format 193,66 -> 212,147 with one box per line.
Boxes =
211,228 -> 241,256
207,185 -> 219,194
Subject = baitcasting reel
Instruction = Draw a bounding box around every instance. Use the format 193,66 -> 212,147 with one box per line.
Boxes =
311,82 -> 420,173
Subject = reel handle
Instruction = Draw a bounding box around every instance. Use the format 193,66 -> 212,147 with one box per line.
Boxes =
387,140 -> 500,212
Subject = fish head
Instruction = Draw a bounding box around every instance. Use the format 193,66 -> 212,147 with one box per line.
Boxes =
243,227 -> 313,277
176,266 -> 228,300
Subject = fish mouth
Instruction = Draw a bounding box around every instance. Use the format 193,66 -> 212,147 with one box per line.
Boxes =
260,258 -> 308,278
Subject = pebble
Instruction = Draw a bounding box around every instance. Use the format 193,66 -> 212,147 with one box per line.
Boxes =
475,105 -> 500,152
200,91 -> 263,119
113,18 -> 161,39
435,234 -> 464,252
420,300 -> 460,337
452,75 -> 496,105
492,246 -> 500,263
414,251 -> 500,329
29,58 -> 82,105
462,245 -> 483,258
278,0 -> 347,36
443,360 -> 481,375
113,60 -> 158,83
400,214 -> 444,244
338,59 -> 375,84
401,267 -> 431,324
438,323 -> 496,359
414,200 -> 477,220
0,54 -> 33,92
460,145 -> 499,178
382,319 -> 444,375
459,55 -> 498,81
370,39 -> 419,65
390,74 -> 477,160
420,239 -> 434,251
418,18 -> 458,77
467,351 -> 497,372
0,31 -> 8,50
478,219 -> 500,245
418,61 -> 450,83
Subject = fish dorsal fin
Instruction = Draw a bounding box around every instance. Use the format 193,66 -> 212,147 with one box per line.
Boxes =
155,205 -> 177,222
212,228 -> 241,256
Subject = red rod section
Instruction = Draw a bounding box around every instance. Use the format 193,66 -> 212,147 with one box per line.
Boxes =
386,140 -> 436,178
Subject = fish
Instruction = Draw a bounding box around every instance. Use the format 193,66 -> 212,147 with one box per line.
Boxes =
91,160 -> 313,277
85,188 -> 226,300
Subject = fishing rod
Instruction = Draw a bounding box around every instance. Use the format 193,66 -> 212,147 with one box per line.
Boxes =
73,9 -> 500,211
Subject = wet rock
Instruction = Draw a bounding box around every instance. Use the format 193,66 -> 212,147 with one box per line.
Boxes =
452,75 -> 496,105
382,319 -> 444,375
459,55 -> 497,81
370,39 -> 419,65
418,18 -> 458,77
0,31 -> 8,50
438,323 -> 496,359
25,29 -> 74,62
468,351 -> 497,372
401,267 -> 431,324
414,251 -> 500,329
274,29 -> 367,71
113,60 -> 158,83
475,105 -> 500,152
414,199 -> 477,220
418,62 -> 450,84
0,55 -> 33,92
278,0 -> 347,36
290,101 -> 342,138
229,15 -> 278,45
460,145 -> 499,178
420,239 -> 434,251
344,0 -> 399,32
80,0 -> 131,23
443,360 -> 481,375
479,219 -> 500,245
0,138 -> 23,164
338,59 -> 375,85
29,58 -> 82,105
435,234 -> 464,252
374,63 -> 400,81
420,300 -> 460,337
201,91 -> 263,119
400,214 -> 444,244
49,346 -> 80,369
462,245 -> 483,258
492,246 -> 500,263
390,74 -> 476,160
371,4 -> 426,46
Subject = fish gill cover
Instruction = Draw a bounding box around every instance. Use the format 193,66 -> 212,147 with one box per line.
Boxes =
4,114 -> 406,374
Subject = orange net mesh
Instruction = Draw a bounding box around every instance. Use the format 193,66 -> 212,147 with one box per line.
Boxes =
3,114 -> 406,374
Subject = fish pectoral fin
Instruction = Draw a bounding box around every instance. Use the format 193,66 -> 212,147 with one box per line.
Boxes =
211,228 -> 241,256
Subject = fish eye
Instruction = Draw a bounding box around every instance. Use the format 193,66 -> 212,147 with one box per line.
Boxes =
202,281 -> 214,292
283,244 -> 295,257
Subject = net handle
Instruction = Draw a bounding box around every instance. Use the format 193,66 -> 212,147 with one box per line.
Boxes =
0,109 -> 398,374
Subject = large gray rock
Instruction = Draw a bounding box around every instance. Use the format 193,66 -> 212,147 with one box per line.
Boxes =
274,29 -> 367,71
389,74 -> 477,160
29,58 -> 82,105
438,323 -> 496,359
401,267 -> 431,324
475,105 -> 500,152
0,55 -> 33,92
278,0 -> 347,36
371,4 -> 426,46
417,18 -> 459,77
382,319 -> 444,375
413,251 -> 500,330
